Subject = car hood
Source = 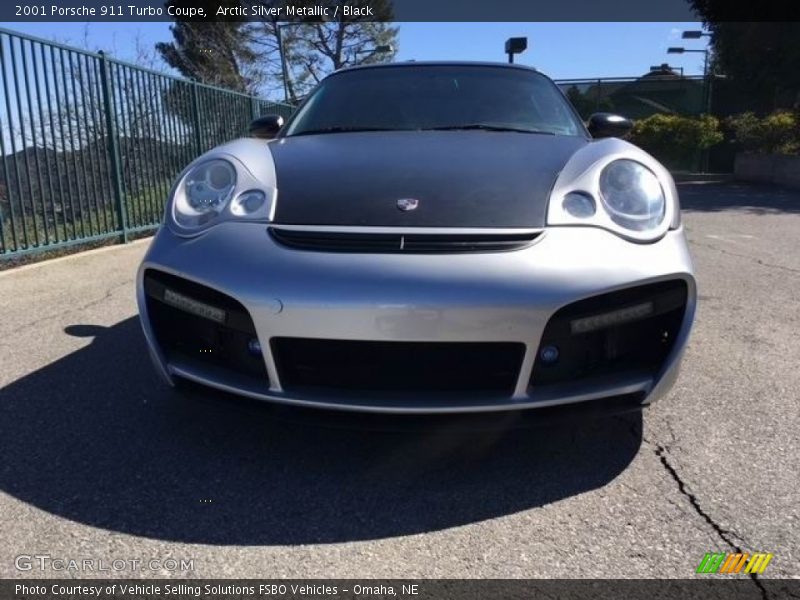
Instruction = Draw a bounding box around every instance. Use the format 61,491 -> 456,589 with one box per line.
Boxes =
268,131 -> 588,228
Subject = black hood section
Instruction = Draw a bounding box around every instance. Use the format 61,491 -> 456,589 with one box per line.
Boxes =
269,131 -> 587,228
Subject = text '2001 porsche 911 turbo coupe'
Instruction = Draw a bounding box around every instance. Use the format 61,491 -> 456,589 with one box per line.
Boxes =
137,62 -> 696,414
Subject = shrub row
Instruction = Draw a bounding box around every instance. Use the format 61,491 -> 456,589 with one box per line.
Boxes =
628,114 -> 723,169
624,111 -> 799,170
726,111 -> 799,155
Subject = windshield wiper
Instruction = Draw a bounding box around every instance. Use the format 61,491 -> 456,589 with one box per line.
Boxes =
421,124 -> 556,135
289,124 -> 558,136
289,126 -> 408,136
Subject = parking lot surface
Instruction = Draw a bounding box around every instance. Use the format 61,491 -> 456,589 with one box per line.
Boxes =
0,181 -> 798,579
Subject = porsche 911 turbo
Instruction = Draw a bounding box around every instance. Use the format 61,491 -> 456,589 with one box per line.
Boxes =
137,61 -> 696,414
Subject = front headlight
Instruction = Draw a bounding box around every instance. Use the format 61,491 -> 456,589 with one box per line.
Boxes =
173,159 -> 237,229
599,160 -> 665,231
547,149 -> 676,243
167,153 -> 277,235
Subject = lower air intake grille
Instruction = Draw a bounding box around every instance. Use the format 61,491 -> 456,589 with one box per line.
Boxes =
531,279 -> 688,387
269,228 -> 540,253
272,338 -> 525,394
143,269 -> 269,382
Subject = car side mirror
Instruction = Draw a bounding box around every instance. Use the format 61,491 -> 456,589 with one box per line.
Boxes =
587,113 -> 633,139
249,115 -> 284,139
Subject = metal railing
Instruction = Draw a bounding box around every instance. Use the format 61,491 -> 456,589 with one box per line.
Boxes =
554,75 -> 707,120
0,27 -> 294,259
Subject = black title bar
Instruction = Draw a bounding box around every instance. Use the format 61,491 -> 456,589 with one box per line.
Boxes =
3,580 -> 800,600
4,0 -> 797,22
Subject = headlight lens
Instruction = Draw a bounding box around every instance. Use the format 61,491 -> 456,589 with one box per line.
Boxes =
599,160 -> 665,231
173,159 -> 237,229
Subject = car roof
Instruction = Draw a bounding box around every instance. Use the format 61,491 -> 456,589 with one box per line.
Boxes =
334,61 -> 540,75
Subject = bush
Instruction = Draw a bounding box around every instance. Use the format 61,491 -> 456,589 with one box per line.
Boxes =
727,111 -> 800,155
628,114 -> 723,170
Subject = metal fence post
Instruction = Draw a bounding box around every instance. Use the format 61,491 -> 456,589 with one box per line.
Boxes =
98,51 -> 128,243
191,81 -> 203,155
596,78 -> 601,112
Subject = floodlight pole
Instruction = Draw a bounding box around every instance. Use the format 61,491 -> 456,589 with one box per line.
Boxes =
668,45 -> 713,172
504,37 -> 528,64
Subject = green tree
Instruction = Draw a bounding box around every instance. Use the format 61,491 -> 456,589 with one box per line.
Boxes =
156,0 -> 263,93
248,0 -> 398,102
686,3 -> 800,111
156,1 -> 270,152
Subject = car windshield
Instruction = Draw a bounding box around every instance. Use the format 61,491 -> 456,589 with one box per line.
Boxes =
284,65 -> 586,137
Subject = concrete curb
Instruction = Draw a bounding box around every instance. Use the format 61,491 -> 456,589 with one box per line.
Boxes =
671,172 -> 735,184
0,236 -> 152,278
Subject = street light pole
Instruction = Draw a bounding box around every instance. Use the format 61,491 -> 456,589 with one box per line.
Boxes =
668,44 -> 713,172
667,46 -> 711,113
672,29 -> 713,114
672,31 -> 715,172
698,50 -> 713,113
681,30 -> 712,39
504,37 -> 527,64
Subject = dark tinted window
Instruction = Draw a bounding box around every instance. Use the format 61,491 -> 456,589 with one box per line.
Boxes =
285,65 -> 585,137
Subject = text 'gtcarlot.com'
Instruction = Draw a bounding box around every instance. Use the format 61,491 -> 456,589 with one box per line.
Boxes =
15,554 -> 195,572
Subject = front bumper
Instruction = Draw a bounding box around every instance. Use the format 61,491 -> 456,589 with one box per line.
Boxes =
136,223 -> 696,414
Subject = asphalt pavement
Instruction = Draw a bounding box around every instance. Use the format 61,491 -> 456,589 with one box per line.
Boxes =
0,181 -> 797,579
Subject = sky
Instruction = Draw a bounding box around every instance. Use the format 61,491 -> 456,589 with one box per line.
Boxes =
1,21 -> 710,93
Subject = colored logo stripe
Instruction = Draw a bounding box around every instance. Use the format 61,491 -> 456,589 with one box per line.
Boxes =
697,553 -> 726,573
697,552 -> 773,574
745,553 -> 774,574
719,553 -> 749,573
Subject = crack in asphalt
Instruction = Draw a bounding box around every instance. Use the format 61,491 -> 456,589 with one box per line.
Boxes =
0,279 -> 134,345
691,240 -> 800,276
644,432 -> 770,600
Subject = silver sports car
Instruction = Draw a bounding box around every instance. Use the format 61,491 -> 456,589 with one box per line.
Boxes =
137,62 -> 696,414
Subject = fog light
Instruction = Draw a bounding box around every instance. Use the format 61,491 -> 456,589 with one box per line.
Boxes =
231,189 -> 267,216
563,192 -> 596,218
247,338 -> 262,356
539,345 -> 559,364
570,301 -> 654,334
